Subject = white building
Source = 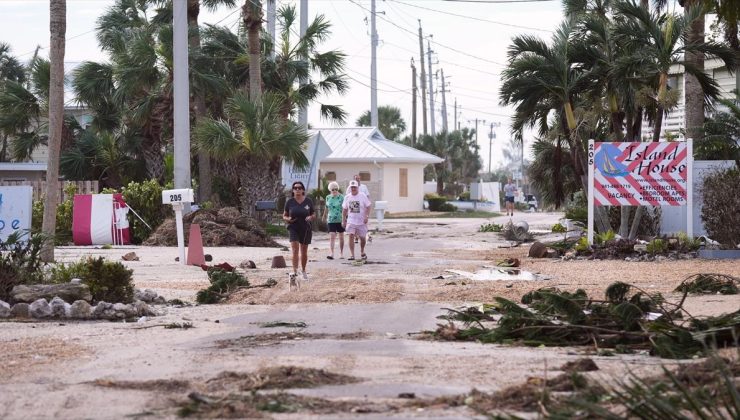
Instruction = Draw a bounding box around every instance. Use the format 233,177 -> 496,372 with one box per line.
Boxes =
308,127 -> 443,213
641,58 -> 737,141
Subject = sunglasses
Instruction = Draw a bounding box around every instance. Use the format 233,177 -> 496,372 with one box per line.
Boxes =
331,188 -> 338,191
292,186 -> 304,190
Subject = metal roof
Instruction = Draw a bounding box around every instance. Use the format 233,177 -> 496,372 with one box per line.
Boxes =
310,127 -> 443,164
0,162 -> 47,171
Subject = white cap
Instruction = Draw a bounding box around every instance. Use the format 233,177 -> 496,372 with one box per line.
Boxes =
349,180 -> 359,187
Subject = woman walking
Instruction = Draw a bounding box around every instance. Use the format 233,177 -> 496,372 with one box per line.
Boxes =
283,181 -> 315,283
324,181 -> 345,259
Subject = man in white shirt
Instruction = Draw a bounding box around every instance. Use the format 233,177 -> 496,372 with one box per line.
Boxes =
354,174 -> 370,198
342,180 -> 372,260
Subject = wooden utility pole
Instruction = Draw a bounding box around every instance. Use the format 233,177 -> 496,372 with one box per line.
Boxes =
411,58 -> 417,144
418,21 -> 427,135
440,69 -> 448,132
454,98 -> 458,131
427,39 -> 436,136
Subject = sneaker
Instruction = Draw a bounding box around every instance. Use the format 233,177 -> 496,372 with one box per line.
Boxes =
302,271 -> 309,281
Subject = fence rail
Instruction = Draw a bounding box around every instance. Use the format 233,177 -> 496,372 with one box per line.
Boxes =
0,180 -> 99,203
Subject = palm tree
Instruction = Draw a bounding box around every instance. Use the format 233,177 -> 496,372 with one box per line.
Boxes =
194,93 -> 309,216
413,129 -> 481,194
41,0 -> 66,262
242,0 -> 262,100
614,1 -> 736,142
0,43 -> 25,85
356,105 -> 407,140
529,136 -> 580,208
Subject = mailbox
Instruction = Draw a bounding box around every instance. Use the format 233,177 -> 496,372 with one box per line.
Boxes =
374,201 -> 388,230
162,188 -> 194,204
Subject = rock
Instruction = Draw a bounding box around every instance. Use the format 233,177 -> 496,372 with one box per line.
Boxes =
113,303 -> 134,319
133,300 -> 157,317
633,244 -> 648,252
70,300 -> 92,319
0,300 -> 10,318
271,255 -> 287,269
49,296 -> 70,318
29,299 -> 52,318
122,252 -> 140,261
93,302 -> 114,319
134,288 -> 159,303
10,303 -> 29,318
11,283 -> 92,304
70,278 -> 82,284
240,260 -> 257,269
204,254 -> 213,262
545,249 -> 559,258
528,241 -> 548,258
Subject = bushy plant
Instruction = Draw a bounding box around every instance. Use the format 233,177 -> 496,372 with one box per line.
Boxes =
458,191 -> 470,201
106,180 -> 169,244
676,232 -> 701,251
48,257 -> 134,303
31,183 -> 77,245
0,231 -> 48,301
425,194 -> 456,212
564,192 -> 588,224
701,167 -> 740,248
551,223 -> 567,233
595,229 -> 616,245
196,268 -> 249,304
479,222 -> 502,232
646,238 -> 668,254
574,236 -> 590,253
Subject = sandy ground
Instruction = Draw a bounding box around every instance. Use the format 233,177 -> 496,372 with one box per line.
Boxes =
1,211 -> 739,419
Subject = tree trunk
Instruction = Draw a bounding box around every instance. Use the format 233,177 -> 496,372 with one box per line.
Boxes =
684,8 -> 705,142
41,0 -> 66,262
238,154 -> 282,217
188,0 -> 212,203
652,105 -> 664,142
243,0 -> 263,102
628,205 -> 644,240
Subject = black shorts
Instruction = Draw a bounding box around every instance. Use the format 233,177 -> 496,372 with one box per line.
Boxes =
328,222 -> 345,233
505,196 -> 515,203
289,226 -> 312,244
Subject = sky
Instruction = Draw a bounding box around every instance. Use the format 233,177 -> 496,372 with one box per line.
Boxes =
0,0 -> 568,170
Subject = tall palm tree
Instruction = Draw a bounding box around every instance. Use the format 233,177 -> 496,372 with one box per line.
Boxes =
194,93 -> 309,215
614,1 -> 736,141
0,43 -> 25,85
242,0 -> 262,101
356,105 -> 407,140
41,0 -> 66,262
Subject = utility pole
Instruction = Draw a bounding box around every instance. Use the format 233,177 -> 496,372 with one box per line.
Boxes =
469,118 -> 485,166
488,122 -> 501,174
411,58 -> 417,144
173,0 -> 191,198
427,39 -> 436,136
298,0 -> 308,127
418,22 -> 427,136
454,98 -> 458,132
266,0 -> 276,58
370,0 -> 378,127
440,69 -> 448,132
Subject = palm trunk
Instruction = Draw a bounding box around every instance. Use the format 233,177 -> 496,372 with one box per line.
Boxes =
684,9 -> 705,142
188,0 -> 213,203
41,0 -> 66,262
238,154 -> 282,217
652,105 -> 664,142
243,0 -> 263,102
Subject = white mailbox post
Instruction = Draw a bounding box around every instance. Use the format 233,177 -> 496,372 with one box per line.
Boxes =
374,201 -> 388,231
162,188 -> 194,265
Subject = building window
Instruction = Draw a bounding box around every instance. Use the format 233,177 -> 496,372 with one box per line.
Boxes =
359,171 -> 371,182
399,168 -> 408,197
325,171 -> 336,181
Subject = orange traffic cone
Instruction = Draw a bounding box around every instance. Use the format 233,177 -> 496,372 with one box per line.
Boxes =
187,223 -> 206,266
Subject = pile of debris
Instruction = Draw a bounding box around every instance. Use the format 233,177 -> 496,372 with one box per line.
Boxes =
144,207 -> 281,247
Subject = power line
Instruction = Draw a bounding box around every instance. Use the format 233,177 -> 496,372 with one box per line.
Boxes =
390,0 -> 553,33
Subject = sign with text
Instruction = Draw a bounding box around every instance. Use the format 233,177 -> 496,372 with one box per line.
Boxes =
592,142 -> 688,206
0,186 -> 33,242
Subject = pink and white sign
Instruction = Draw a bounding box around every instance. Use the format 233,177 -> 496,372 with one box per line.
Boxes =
72,194 -> 131,245
592,142 -> 688,206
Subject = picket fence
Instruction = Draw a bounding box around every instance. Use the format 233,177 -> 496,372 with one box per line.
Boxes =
0,180 -> 99,203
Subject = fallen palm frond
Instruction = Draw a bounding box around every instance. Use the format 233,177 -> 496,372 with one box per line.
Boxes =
479,222 -> 503,232
424,282 -> 740,359
496,258 -> 520,267
674,273 -> 739,295
257,321 -> 307,328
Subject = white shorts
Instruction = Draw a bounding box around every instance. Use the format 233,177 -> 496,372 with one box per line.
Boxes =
345,223 -> 368,238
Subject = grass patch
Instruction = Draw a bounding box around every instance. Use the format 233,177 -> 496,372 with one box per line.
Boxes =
264,223 -> 288,236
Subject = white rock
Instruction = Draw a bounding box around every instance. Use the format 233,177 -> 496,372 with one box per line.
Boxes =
0,300 -> 10,318
29,299 -> 52,318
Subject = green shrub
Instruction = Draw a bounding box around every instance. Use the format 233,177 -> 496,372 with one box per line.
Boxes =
426,194 -> 455,212
31,183 -> 77,245
48,257 -> 135,303
676,232 -> 701,251
574,237 -> 590,253
105,180 -> 168,244
646,238 -> 668,254
701,167 -> 740,248
479,222 -> 503,232
196,268 -> 249,304
564,191 -> 588,224
552,223 -> 567,233
459,191 -> 470,201
0,231 -> 48,301
595,229 -> 616,245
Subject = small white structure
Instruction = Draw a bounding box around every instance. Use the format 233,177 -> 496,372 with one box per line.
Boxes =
311,127 -> 443,213
281,132 -> 332,191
